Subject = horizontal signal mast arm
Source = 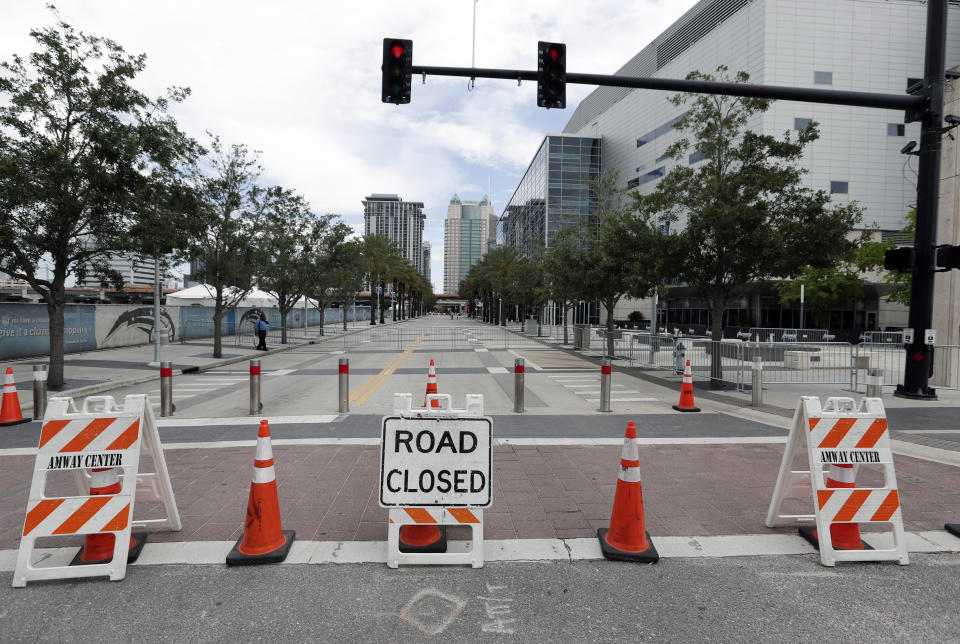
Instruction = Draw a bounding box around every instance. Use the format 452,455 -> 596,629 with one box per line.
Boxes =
411,65 -> 926,111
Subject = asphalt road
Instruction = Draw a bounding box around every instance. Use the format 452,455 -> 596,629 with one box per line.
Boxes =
2,554 -> 958,642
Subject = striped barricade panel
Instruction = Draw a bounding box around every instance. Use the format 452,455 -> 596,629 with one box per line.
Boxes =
22,495 -> 132,537
37,416 -> 141,455
389,507 -> 482,525
817,489 -> 902,524
807,416 -> 891,454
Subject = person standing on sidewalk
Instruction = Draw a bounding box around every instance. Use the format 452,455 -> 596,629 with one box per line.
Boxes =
255,314 -> 269,351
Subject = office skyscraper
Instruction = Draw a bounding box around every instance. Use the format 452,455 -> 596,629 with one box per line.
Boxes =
443,194 -> 497,293
362,193 -> 426,275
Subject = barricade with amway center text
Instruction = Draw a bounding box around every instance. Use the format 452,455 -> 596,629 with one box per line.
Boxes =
765,396 -> 908,567
13,395 -> 180,587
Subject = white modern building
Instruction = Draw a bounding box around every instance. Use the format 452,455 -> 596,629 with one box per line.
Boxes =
77,252 -> 158,288
549,0 -> 960,331
444,194 -> 497,293
362,193 -> 426,275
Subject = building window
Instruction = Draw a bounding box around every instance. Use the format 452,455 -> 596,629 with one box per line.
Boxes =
689,150 -> 705,164
814,71 -> 832,85
655,154 -> 670,163
830,181 -> 848,194
636,167 -> 665,186
635,164 -> 646,173
626,178 -> 639,189
794,118 -> 812,130
887,123 -> 905,136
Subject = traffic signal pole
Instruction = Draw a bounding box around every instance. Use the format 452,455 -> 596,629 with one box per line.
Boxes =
897,0 -> 947,399
389,0 -> 948,399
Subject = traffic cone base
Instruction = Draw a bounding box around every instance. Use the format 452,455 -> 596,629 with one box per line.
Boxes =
399,525 -> 447,553
70,532 -> 148,566
598,528 -> 659,563
946,523 -> 960,539
672,403 -> 700,413
798,525 -> 872,552
226,529 -> 296,566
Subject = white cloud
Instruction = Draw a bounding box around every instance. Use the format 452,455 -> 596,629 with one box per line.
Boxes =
2,0 -> 698,292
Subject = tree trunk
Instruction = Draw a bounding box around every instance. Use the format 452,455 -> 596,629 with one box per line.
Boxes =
279,304 -> 288,344
45,284 -> 66,388
213,308 -> 223,359
317,297 -> 325,336
537,304 -> 543,336
379,282 -> 386,324
343,300 -> 349,331
709,300 -> 725,389
563,303 -> 569,345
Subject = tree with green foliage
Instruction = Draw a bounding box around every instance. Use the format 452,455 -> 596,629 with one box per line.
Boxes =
542,230 -> 586,344
640,67 -> 862,386
775,266 -> 865,329
324,238 -> 367,331
856,210 -> 915,306
300,218 -> 353,335
256,188 -> 336,344
0,14 -> 198,387
186,136 -> 265,358
361,234 -> 403,325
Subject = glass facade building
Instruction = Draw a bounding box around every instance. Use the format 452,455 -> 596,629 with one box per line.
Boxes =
362,193 -> 426,276
498,135 -> 601,255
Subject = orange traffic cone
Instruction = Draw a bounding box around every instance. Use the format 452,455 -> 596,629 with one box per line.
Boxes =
70,467 -> 147,566
598,422 -> 659,563
0,367 -> 29,426
226,420 -> 295,565
398,522 -> 447,553
672,360 -> 700,412
799,464 -> 870,551
423,359 -> 439,408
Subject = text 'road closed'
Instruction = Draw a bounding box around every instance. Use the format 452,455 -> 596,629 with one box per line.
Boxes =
379,417 -> 492,507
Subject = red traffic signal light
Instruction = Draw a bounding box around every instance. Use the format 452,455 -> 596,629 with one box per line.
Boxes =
537,41 -> 566,109
382,38 -> 412,104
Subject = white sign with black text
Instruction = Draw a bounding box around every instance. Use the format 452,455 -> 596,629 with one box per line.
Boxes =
379,416 -> 492,507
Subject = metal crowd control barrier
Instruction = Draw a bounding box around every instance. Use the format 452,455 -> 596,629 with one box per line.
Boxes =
751,356 -> 762,407
32,365 -> 47,421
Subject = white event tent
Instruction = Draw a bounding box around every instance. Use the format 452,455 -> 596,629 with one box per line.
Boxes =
166,284 -> 319,309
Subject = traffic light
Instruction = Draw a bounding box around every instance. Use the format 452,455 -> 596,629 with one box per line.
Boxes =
537,41 -> 566,109
936,245 -> 960,269
884,246 -> 915,271
381,38 -> 412,104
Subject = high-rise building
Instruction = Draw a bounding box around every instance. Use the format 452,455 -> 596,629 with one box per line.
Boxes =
498,136 -> 601,256
444,194 -> 498,293
362,193 -> 426,275
78,250 -> 159,288
422,242 -> 431,285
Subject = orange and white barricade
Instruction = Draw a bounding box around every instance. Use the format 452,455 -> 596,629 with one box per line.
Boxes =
12,395 -> 180,587
766,396 -> 908,567
381,393 -> 490,568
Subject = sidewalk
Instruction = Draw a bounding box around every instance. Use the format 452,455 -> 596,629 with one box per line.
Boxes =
1,319 -> 374,408
2,442 -> 958,552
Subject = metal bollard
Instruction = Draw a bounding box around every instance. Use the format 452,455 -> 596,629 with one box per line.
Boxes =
866,367 -> 883,398
599,359 -> 612,412
32,364 -> 48,421
751,356 -> 763,407
339,357 -> 349,413
160,361 -> 174,417
514,358 -> 525,413
249,359 -> 263,415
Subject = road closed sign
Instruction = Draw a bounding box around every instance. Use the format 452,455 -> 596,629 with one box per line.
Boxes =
379,416 -> 492,507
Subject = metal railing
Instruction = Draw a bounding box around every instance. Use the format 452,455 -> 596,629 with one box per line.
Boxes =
747,327 -> 832,343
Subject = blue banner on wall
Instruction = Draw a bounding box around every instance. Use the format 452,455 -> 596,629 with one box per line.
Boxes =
0,304 -> 95,359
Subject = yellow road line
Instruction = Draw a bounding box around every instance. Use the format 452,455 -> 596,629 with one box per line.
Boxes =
351,333 -> 424,404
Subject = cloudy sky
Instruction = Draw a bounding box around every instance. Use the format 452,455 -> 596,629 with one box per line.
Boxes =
3,0 -> 698,291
